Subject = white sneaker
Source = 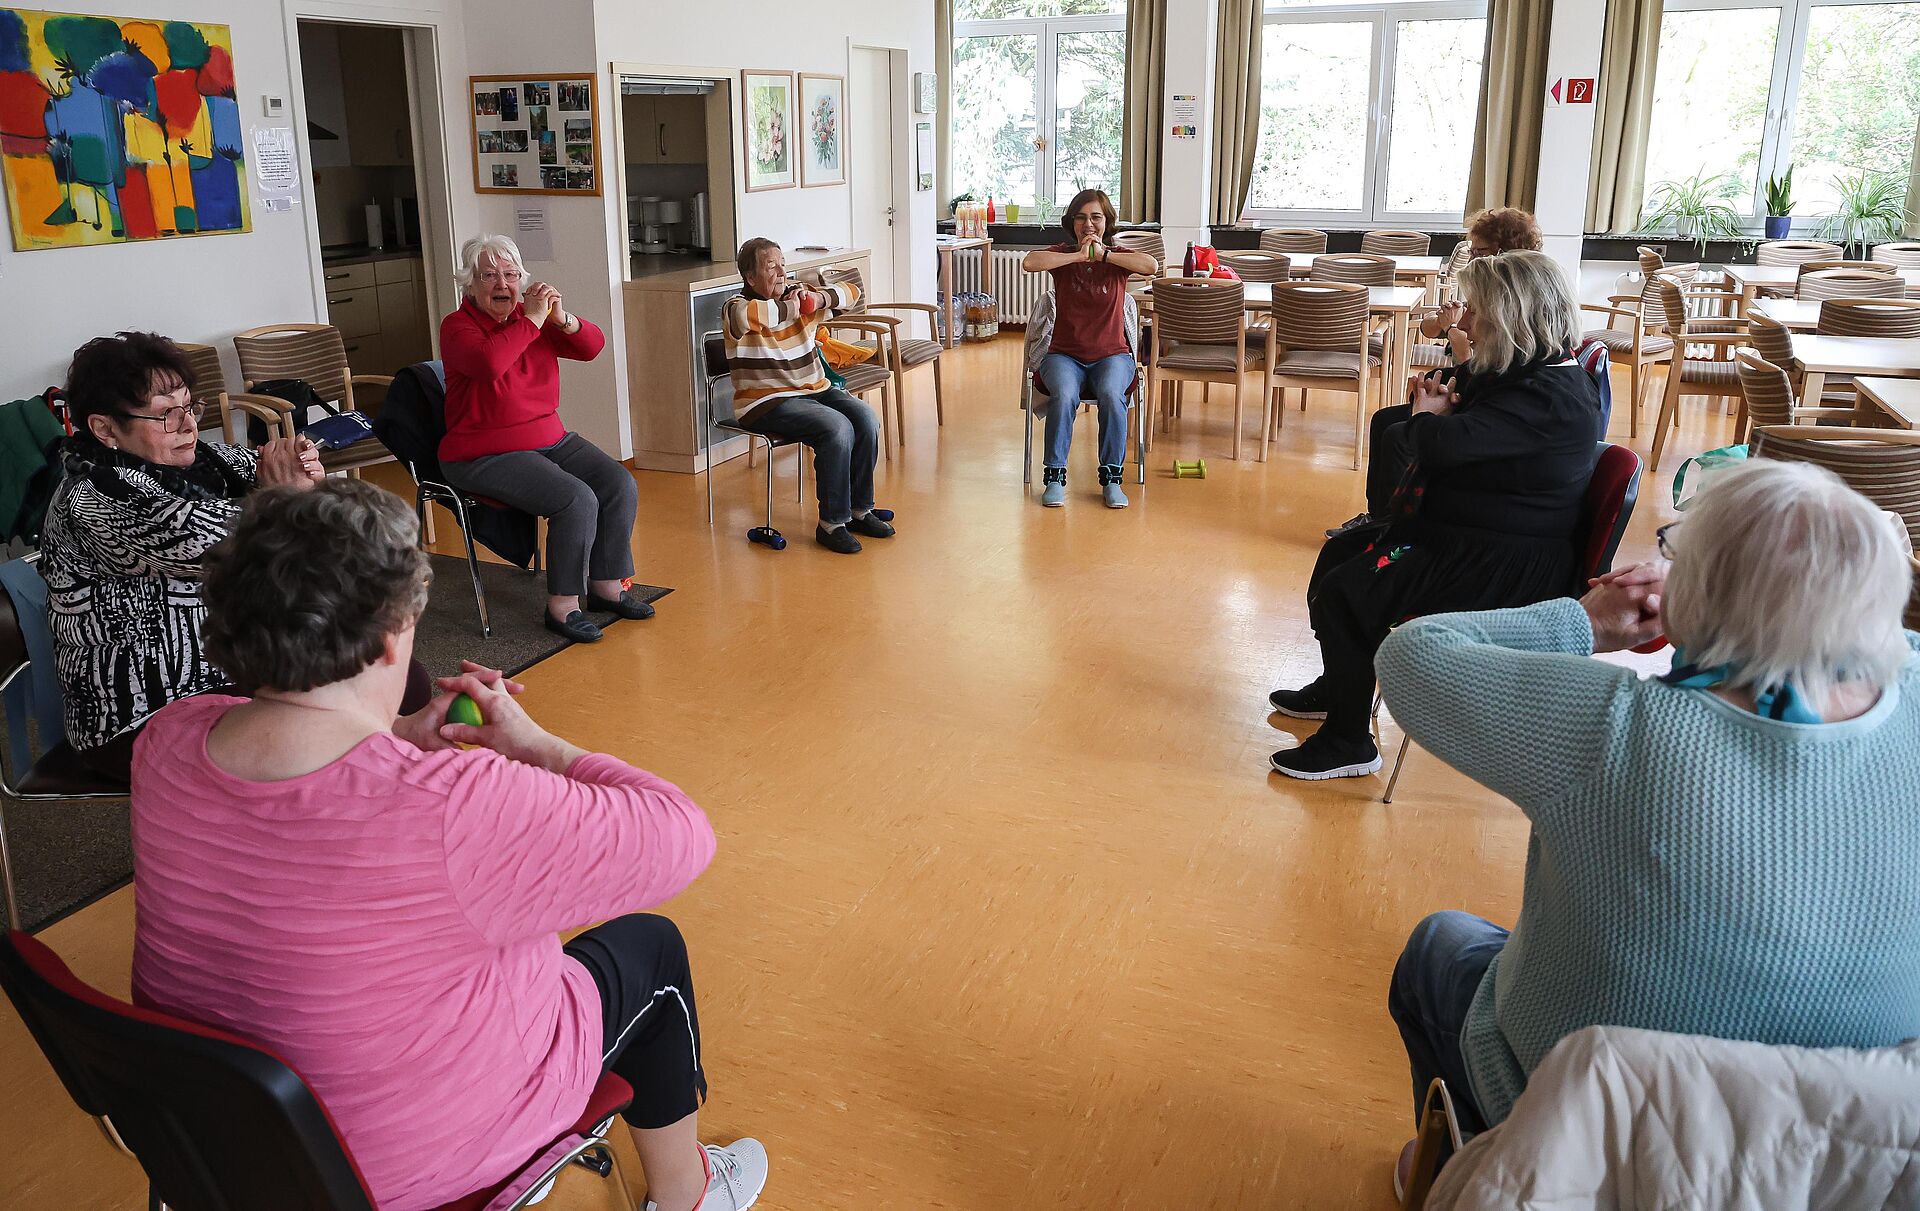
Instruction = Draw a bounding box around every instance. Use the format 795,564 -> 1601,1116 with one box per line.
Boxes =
645,1138 -> 769,1211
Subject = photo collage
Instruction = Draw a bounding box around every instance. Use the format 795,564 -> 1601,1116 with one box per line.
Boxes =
471,75 -> 598,194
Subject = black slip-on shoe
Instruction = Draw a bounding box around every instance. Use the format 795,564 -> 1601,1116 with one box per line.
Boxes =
585,590 -> 656,620
816,524 -> 863,554
544,610 -> 603,643
1268,683 -> 1331,720
1270,733 -> 1382,781
847,512 -> 896,539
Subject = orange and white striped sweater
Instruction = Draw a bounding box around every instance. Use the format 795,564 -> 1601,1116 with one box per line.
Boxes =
721,281 -> 861,419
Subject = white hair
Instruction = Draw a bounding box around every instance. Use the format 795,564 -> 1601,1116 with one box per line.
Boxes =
454,233 -> 527,293
1664,459 -> 1913,703
1456,250 -> 1581,376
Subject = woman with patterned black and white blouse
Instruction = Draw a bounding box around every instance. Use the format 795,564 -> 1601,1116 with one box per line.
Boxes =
38,332 -> 326,781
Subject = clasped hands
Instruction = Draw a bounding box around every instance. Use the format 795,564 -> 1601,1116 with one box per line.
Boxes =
256,435 -> 324,489
523,282 -> 574,330
1581,560 -> 1668,653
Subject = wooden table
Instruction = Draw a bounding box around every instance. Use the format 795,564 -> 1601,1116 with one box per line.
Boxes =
1748,298 -> 1823,331
1721,264 -> 1920,311
1854,377 -> 1920,429
1788,334 -> 1920,410
936,235 -> 992,349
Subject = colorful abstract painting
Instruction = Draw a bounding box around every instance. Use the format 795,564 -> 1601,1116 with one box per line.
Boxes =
0,8 -> 249,251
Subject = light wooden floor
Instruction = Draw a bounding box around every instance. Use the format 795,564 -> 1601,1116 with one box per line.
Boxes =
1,339 -> 1726,1210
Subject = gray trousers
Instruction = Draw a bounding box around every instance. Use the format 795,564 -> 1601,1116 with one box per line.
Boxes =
441,432 -> 638,596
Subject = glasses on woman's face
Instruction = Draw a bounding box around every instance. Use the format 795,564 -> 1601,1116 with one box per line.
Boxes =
475,269 -> 520,285
1072,212 -> 1103,226
1656,522 -> 1679,560
121,399 -> 205,434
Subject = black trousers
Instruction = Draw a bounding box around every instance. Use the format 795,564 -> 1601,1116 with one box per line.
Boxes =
441,433 -> 639,597
564,913 -> 708,1129
1365,404 -> 1414,517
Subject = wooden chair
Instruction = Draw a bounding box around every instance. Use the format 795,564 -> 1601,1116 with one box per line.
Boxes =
812,265 -> 940,450
229,323 -> 395,475
1360,229 -> 1430,257
1146,278 -> 1272,462
1578,267 -> 1696,437
1796,267 -> 1902,301
1735,348 -> 1853,430
1397,1078 -> 1465,1209
1752,424 -> 1920,627
1799,258 -> 1890,277
1815,297 -> 1920,338
1748,312 -> 1851,413
1218,251 -> 1291,283
1649,277 -> 1748,473
1757,239 -> 1843,267
1636,245 -> 1666,275
1309,253 -> 1396,286
1111,230 -> 1167,276
1871,241 -> 1920,269
1264,281 -> 1377,468
1258,227 -> 1327,256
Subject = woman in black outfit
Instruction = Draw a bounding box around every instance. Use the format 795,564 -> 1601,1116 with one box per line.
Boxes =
1268,250 -> 1603,780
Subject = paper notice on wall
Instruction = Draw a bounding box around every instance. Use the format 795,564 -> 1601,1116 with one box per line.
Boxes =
514,205 -> 554,262
251,126 -> 298,192
1169,94 -> 1199,139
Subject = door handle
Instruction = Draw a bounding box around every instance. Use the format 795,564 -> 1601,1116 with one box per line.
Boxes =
658,123 -> 666,158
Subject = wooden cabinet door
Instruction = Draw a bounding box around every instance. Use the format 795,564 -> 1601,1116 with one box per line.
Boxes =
621,94 -> 660,165
655,95 -> 707,164
337,26 -> 411,166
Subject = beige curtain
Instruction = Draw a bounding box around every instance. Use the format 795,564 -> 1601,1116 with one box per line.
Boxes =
936,0 -> 954,207
1210,0 -> 1263,227
1585,0 -> 1664,233
1121,0 -> 1167,223
1464,0 -> 1551,213
1904,115 -> 1920,237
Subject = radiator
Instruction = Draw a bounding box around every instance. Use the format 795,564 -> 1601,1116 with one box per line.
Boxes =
950,248 -> 1049,323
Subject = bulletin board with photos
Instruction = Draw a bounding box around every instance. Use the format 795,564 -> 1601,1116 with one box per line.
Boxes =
469,72 -> 601,195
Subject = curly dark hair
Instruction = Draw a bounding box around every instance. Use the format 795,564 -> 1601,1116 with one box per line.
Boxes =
201,480 -> 431,694
66,331 -> 196,441
1466,207 -> 1543,253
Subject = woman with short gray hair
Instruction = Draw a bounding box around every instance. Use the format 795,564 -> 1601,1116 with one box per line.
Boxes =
440,232 -> 650,644
129,479 -> 769,1211
1375,459 -> 1920,1182
1267,249 -> 1603,779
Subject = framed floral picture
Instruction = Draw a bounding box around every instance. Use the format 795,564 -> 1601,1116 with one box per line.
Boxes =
798,73 -> 845,188
741,69 -> 795,192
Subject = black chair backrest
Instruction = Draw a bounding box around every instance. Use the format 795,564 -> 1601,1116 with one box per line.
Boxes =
700,332 -> 746,428
0,930 -> 379,1211
701,332 -> 730,383
369,361 -> 448,482
0,566 -> 27,687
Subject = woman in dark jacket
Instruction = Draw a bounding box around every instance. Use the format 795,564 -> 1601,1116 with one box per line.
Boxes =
1268,251 -> 1603,780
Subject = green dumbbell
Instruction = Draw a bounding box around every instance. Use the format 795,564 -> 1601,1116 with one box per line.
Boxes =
1171,459 -> 1208,479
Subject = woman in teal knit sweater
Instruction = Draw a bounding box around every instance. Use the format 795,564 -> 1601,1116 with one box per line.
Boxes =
1377,459 -> 1920,1147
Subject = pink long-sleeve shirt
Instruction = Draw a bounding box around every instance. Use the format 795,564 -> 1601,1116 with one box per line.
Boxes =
128,696 -> 716,1211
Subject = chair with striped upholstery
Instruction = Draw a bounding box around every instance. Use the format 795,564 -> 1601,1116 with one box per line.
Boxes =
1814,297 -> 1920,337
1796,268 -> 1902,301
1145,278 -> 1272,462
1649,277 -> 1749,473
1735,349 -> 1854,430
1258,228 -> 1327,256
1578,266 -> 1695,437
1799,258 -> 1889,277
1749,311 -> 1854,413
229,324 -> 395,475
1310,253 -> 1396,286
1264,281 -> 1377,469
811,264 -> 941,449
1218,251 -> 1291,283
1757,240 -> 1843,267
1110,230 -> 1168,276
1360,229 -> 1430,257
1636,245 -> 1666,275
1871,241 -> 1920,269
1752,424 -> 1920,628
173,341 -> 240,442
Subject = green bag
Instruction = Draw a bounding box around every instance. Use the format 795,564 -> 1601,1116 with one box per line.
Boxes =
1671,443 -> 1749,511
817,348 -> 848,392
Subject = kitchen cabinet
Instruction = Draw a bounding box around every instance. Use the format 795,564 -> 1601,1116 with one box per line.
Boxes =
337,25 -> 412,166
621,93 -> 706,165
323,254 -> 429,375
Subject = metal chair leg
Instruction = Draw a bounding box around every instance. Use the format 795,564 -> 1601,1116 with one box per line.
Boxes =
1022,381 -> 1033,487
1382,735 -> 1412,803
764,439 -> 776,530
0,798 -> 20,931
448,493 -> 491,638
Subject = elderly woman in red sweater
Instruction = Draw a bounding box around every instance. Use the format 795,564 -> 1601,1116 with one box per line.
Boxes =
439,233 -> 648,644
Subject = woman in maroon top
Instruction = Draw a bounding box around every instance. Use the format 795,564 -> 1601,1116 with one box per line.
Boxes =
439,233 -> 650,645
1021,189 -> 1157,508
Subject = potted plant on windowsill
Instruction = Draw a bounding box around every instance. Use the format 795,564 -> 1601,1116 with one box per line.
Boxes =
1640,170 -> 1746,255
1820,170 -> 1907,259
1763,167 -> 1794,240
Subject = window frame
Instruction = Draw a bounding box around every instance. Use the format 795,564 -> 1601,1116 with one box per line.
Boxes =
1242,0 -> 1489,230
1653,0 -> 1920,228
952,8 -> 1127,209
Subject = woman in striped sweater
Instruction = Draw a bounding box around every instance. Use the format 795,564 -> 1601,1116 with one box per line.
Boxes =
722,238 -> 895,554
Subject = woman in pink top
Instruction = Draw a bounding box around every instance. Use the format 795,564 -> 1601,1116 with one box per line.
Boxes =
128,480 -> 769,1211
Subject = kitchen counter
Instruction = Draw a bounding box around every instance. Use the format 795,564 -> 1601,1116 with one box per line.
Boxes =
625,247 -> 865,293
320,244 -> 423,265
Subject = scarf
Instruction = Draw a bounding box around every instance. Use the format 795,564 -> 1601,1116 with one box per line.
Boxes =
60,435 -> 252,505
1661,650 -> 1823,723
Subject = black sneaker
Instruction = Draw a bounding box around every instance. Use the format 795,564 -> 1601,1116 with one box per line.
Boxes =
543,609 -> 603,644
1326,511 -> 1374,539
1268,680 -> 1331,720
1270,733 -> 1382,781
584,590 -> 656,620
848,512 -> 896,539
816,524 -> 863,554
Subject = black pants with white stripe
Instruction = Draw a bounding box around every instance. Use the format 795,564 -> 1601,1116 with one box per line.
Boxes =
564,914 -> 708,1128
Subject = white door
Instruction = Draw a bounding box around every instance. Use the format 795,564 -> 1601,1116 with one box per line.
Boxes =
850,47 -> 897,302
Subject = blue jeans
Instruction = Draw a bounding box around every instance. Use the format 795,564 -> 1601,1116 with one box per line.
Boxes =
1387,910 -> 1508,1136
1040,352 -> 1134,469
741,388 -> 879,527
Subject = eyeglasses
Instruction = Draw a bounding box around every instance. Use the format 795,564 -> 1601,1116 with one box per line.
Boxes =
1656,522 -> 1679,559
1071,213 -> 1102,224
475,269 -> 521,284
119,400 -> 205,434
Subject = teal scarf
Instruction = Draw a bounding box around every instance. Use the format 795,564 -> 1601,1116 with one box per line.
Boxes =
1662,649 -> 1822,723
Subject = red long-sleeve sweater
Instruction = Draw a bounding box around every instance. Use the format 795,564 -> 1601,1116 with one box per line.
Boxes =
438,298 -> 607,462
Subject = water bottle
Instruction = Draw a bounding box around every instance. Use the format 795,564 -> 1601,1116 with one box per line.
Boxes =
1182,241 -> 1196,277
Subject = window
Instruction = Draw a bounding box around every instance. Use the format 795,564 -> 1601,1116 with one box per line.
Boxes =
1640,0 -> 1920,224
1246,1 -> 1487,226
952,1 -> 1126,211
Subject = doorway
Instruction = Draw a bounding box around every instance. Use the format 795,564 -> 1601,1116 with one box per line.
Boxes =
849,46 -> 902,302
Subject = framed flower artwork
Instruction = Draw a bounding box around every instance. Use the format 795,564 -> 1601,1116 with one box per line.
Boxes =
740,69 -> 795,193
798,72 -> 845,188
